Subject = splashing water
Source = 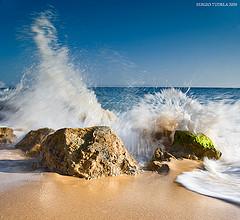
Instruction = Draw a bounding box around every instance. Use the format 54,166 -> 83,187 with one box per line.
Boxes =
0,12 -> 239,204
1,12 -> 115,133
119,88 -> 240,204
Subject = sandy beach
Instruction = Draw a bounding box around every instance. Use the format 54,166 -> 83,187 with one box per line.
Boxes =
0,159 -> 239,220
1,1 -> 240,219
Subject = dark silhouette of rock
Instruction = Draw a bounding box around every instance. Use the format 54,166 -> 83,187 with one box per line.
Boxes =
148,160 -> 170,174
147,148 -> 172,174
152,147 -> 175,162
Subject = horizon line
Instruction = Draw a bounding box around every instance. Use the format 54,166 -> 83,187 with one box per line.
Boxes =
90,85 -> 240,89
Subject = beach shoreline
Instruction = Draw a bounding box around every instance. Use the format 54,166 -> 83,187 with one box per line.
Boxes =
0,159 -> 238,220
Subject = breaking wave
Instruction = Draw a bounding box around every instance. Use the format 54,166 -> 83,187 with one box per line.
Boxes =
0,11 -> 115,132
0,11 -> 239,204
121,88 -> 240,204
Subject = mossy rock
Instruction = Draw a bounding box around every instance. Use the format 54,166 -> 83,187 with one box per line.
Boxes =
170,130 -> 221,160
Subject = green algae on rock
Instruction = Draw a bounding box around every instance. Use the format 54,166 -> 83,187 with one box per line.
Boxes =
170,130 -> 221,160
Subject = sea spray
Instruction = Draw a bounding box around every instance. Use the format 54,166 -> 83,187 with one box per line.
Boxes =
116,88 -> 217,159
118,88 -> 240,204
1,12 -> 115,132
0,12 -> 239,204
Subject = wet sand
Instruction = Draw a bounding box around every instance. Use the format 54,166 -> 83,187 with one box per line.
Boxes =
0,159 -> 239,220
0,148 -> 40,192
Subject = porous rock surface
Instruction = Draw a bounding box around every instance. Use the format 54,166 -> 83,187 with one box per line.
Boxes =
0,127 -> 16,145
41,126 -> 139,179
16,128 -> 55,157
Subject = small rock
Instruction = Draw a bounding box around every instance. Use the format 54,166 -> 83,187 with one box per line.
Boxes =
16,128 -> 54,157
150,161 -> 170,174
0,127 -> 16,145
146,148 -> 172,174
152,147 -> 175,162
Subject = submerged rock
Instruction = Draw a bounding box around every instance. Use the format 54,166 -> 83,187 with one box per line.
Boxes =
170,130 -> 221,160
41,126 -> 139,179
0,127 -> 16,145
16,128 -> 55,157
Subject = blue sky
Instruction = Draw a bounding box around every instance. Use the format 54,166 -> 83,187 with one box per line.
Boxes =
0,0 -> 240,87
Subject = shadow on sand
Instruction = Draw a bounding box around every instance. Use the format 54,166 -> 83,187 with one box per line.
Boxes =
0,147 -> 39,173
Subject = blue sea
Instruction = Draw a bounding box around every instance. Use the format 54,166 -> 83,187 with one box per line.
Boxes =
93,87 -> 240,112
1,86 -> 240,204
97,87 -> 240,205
0,13 -> 240,205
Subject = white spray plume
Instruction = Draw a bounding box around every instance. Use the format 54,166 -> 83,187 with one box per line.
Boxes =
1,11 -> 239,204
117,88 -> 240,204
2,12 -> 115,132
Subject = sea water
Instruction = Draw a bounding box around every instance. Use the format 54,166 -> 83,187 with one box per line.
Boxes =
0,11 -> 239,204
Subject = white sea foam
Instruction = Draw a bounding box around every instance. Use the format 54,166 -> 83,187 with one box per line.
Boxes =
120,88 -> 240,204
0,12 -> 239,204
1,11 -> 115,134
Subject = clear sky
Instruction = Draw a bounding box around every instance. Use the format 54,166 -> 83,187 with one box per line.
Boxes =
0,0 -> 240,87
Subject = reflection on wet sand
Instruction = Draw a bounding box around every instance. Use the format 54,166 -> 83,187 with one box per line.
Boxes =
0,159 -> 239,220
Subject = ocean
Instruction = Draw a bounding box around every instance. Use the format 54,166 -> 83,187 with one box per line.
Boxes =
93,87 -> 240,112
94,87 -> 240,205
0,12 -> 240,205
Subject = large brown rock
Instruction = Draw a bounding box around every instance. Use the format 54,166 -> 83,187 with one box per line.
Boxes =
0,127 -> 16,145
41,126 -> 139,179
16,128 -> 55,157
